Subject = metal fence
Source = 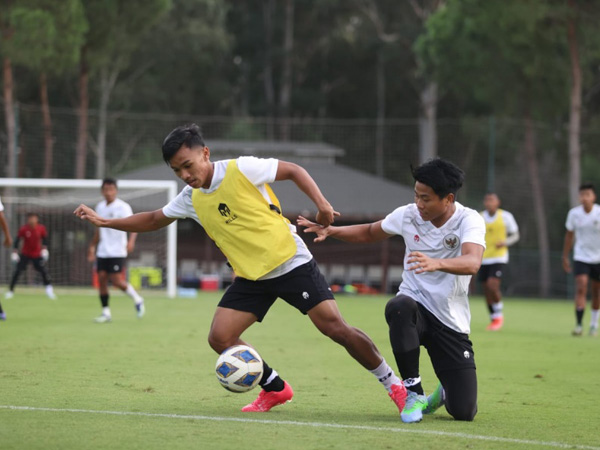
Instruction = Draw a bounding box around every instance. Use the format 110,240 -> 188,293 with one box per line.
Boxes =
1,103 -> 599,298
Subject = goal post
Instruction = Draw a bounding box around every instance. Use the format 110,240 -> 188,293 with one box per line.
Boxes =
0,178 -> 178,298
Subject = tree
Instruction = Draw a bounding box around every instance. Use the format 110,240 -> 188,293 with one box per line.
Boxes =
417,0 -> 569,296
0,1 -> 18,179
5,0 -> 86,178
75,0 -> 170,179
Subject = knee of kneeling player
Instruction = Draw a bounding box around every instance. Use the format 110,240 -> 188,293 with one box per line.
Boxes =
448,402 -> 477,422
385,295 -> 417,323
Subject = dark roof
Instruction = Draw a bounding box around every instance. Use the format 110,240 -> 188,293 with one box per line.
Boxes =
121,160 -> 413,220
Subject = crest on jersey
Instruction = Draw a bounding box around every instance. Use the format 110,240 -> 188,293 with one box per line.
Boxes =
443,234 -> 460,250
414,234 -> 420,243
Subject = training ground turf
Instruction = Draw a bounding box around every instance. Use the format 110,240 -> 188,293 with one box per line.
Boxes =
0,289 -> 598,450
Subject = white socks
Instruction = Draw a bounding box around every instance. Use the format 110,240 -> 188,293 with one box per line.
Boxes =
263,369 -> 279,387
102,307 -> 111,317
125,283 -> 143,305
369,359 -> 402,393
491,301 -> 504,319
591,309 -> 600,328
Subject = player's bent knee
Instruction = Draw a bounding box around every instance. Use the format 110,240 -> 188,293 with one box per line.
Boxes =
319,320 -> 351,345
207,333 -> 235,354
385,295 -> 417,324
447,402 -> 477,421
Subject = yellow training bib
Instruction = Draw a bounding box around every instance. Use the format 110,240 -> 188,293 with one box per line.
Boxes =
482,209 -> 508,260
192,160 -> 297,280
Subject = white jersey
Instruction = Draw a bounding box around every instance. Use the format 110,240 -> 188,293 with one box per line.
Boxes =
95,198 -> 134,258
381,202 -> 486,334
565,204 -> 600,264
0,196 -> 4,212
163,156 -> 313,280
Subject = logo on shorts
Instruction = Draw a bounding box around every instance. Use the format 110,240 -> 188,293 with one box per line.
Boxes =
495,270 -> 502,277
414,234 -> 420,243
302,292 -> 310,299
218,203 -> 238,224
113,265 -> 120,271
443,234 -> 460,250
464,351 -> 470,359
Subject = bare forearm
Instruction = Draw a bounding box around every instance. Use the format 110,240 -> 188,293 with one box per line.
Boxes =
436,254 -> 482,275
100,211 -> 173,233
128,232 -> 138,245
288,166 -> 330,209
327,223 -> 386,243
0,214 -> 10,237
562,233 -> 573,259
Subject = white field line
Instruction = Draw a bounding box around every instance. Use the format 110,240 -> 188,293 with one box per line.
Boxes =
1,405 -> 598,450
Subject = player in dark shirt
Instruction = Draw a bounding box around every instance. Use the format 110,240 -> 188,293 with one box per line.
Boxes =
5,213 -> 56,300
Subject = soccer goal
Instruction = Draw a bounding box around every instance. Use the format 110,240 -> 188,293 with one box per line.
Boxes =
0,178 -> 178,298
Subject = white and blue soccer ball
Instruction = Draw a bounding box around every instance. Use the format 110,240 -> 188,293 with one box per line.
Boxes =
215,345 -> 263,393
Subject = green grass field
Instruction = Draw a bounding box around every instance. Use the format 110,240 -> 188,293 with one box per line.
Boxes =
0,288 -> 598,450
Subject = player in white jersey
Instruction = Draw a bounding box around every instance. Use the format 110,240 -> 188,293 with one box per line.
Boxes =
0,196 -> 13,320
300,158 -> 486,423
478,193 -> 519,331
562,183 -> 600,337
88,179 -> 144,323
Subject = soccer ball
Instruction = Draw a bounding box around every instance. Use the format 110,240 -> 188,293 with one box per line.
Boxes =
215,345 -> 263,393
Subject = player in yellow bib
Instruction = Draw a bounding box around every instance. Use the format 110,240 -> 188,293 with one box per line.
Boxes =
74,124 -> 407,415
478,193 -> 519,331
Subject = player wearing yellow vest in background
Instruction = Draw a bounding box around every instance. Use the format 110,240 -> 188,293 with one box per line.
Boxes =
478,193 -> 519,331
74,124 -> 407,416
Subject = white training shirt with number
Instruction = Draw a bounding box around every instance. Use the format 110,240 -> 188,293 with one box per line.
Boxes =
162,156 -> 313,280
565,204 -> 600,264
381,202 -> 486,334
95,198 -> 134,258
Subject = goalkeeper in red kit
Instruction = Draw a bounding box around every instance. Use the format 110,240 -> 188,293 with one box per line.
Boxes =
5,213 -> 56,300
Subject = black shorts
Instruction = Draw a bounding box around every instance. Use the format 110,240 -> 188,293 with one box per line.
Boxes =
97,257 -> 126,274
477,263 -> 506,282
417,302 -> 476,373
573,260 -> 600,281
219,259 -> 333,322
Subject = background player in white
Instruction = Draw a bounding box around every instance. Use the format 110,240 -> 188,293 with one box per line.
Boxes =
562,183 -> 600,337
300,158 -> 485,423
478,193 -> 519,331
88,178 -> 144,323
0,196 -> 13,320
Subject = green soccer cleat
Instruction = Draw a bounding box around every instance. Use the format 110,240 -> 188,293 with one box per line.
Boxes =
401,391 -> 428,423
424,383 -> 445,415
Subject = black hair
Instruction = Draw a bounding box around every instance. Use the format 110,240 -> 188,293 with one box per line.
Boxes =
411,158 -> 465,199
101,178 -> 117,189
579,183 -> 595,193
162,123 -> 205,164
26,212 -> 39,218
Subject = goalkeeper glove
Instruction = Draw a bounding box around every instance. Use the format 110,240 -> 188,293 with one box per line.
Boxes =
11,252 -> 20,263
41,248 -> 49,261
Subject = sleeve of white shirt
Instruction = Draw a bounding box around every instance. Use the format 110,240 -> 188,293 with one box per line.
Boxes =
0,196 -> 4,212
163,186 -> 194,219
122,202 -> 134,217
503,211 -> 519,234
565,209 -> 575,231
461,211 -> 486,248
237,156 -> 279,186
381,205 -> 408,236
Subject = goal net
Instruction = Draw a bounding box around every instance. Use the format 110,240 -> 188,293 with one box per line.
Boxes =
0,179 -> 177,298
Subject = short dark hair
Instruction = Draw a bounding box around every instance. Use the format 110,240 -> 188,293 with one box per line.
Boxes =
411,158 -> 465,199
162,123 -> 205,164
26,212 -> 39,218
579,183 -> 595,193
101,178 -> 117,189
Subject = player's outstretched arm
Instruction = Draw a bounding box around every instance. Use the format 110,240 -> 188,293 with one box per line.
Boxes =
562,230 -> 574,273
74,205 -> 175,232
407,243 -> 484,276
276,161 -> 340,226
0,211 -> 12,247
297,216 -> 391,244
